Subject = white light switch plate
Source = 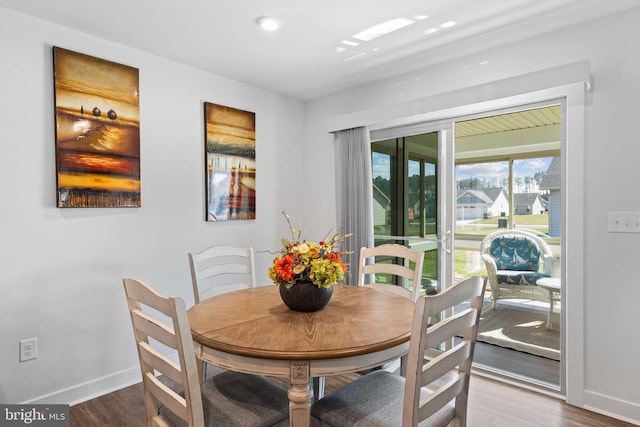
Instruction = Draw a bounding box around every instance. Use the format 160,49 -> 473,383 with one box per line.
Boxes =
608,211 -> 640,233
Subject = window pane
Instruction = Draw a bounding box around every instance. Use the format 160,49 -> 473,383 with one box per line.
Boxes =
372,148 -> 395,237
455,161 -> 509,235
513,157 -> 554,236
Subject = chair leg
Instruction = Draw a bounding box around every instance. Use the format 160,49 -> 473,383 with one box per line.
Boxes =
201,361 -> 208,381
313,376 -> 325,401
400,354 -> 407,377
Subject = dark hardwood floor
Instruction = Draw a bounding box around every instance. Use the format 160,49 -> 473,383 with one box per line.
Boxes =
473,340 -> 560,386
70,371 -> 634,426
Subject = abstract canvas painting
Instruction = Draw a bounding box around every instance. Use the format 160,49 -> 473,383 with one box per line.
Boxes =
204,102 -> 256,221
53,47 -> 140,207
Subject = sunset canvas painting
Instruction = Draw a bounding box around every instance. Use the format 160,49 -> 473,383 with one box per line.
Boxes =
204,103 -> 256,221
53,47 -> 140,207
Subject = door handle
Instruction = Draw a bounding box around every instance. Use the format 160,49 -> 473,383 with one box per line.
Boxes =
443,230 -> 452,254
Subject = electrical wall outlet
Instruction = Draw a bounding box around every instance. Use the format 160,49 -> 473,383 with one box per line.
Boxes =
608,211 -> 640,233
19,338 -> 37,362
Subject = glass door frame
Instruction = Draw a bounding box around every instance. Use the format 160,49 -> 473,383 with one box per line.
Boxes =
370,97 -> 573,397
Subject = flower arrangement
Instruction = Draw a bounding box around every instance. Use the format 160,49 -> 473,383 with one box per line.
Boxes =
268,212 -> 351,289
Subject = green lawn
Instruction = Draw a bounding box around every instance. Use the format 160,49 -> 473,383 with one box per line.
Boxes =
456,213 -> 549,235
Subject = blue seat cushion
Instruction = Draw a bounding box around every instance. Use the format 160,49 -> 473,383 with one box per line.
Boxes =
490,236 -> 540,272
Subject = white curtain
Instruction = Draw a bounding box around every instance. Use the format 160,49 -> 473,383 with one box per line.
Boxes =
334,126 -> 374,284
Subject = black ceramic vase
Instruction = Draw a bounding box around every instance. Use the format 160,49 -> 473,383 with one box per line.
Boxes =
279,281 -> 333,312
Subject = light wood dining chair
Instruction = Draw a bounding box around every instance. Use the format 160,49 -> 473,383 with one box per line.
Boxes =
311,276 -> 487,427
188,245 -> 256,304
188,245 -> 256,379
357,243 -> 425,375
123,278 -> 289,427
358,243 -> 425,302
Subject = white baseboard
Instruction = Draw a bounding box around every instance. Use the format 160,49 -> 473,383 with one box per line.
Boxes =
584,390 -> 640,426
22,367 -> 141,406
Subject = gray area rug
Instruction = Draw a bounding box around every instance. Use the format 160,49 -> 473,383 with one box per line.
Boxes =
475,302 -> 560,361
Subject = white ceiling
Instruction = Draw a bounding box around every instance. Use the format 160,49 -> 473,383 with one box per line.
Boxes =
1,0 -> 638,100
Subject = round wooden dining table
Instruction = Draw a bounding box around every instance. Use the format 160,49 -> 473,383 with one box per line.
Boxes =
188,284 -> 415,427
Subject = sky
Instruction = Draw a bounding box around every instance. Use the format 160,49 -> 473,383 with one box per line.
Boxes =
373,153 -> 553,190
455,157 -> 553,183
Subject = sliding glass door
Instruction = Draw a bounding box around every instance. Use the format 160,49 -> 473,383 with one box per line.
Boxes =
370,103 -> 563,391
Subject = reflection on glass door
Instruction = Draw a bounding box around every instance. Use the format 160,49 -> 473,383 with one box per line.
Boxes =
406,134 -> 438,294
371,131 -> 447,296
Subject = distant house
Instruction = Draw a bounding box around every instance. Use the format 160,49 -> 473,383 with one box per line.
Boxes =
456,187 -> 509,220
373,184 -> 390,227
513,193 -> 545,215
411,196 -> 437,220
540,156 -> 561,237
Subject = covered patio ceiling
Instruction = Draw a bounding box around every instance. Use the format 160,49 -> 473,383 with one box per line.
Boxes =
455,105 -> 561,161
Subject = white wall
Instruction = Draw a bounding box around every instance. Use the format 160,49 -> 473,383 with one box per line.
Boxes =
0,8 -> 305,404
304,7 -> 640,425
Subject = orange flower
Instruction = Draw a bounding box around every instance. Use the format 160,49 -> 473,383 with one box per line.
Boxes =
273,254 -> 296,282
327,252 -> 347,273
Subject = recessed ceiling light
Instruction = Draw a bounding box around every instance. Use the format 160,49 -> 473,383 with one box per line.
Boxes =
414,15 -> 429,20
440,21 -> 456,28
352,18 -> 414,42
256,16 -> 280,31
424,28 -> 438,35
342,40 -> 359,47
